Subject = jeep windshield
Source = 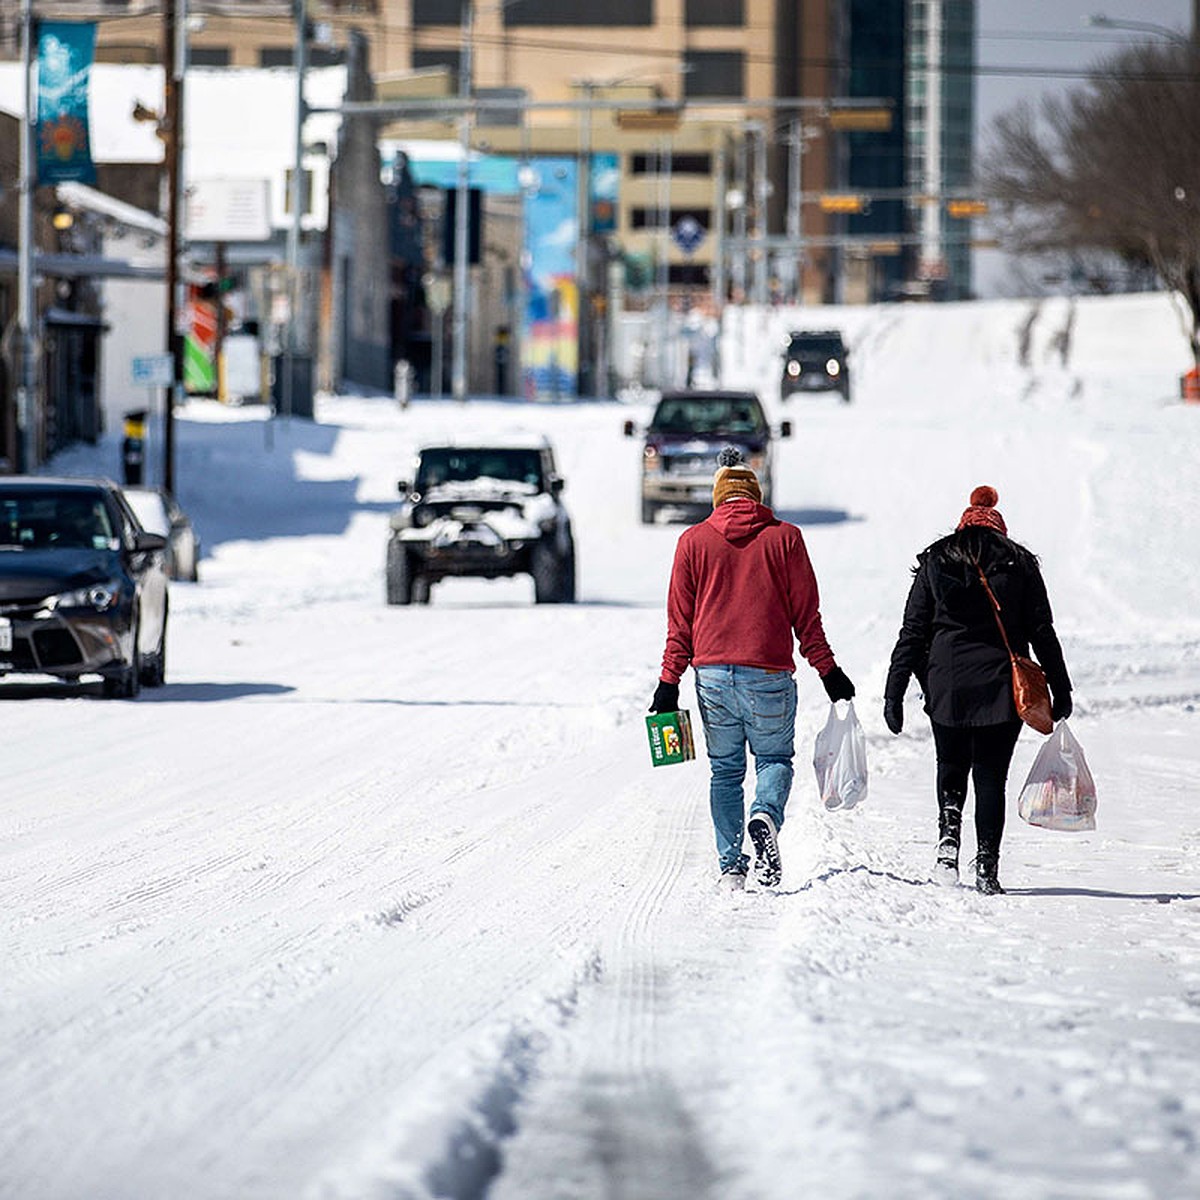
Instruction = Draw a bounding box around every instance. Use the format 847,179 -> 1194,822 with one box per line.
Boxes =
415,448 -> 544,493
787,335 -> 844,358
649,395 -> 767,436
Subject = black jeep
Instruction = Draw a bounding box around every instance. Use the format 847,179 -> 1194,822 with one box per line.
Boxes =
781,329 -> 851,402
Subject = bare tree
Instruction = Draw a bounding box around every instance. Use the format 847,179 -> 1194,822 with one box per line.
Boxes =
983,43 -> 1200,362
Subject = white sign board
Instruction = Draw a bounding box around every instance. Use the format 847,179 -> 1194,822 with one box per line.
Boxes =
186,178 -> 273,242
131,354 -> 174,388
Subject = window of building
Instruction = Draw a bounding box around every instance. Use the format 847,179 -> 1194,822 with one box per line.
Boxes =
412,48 -> 461,85
505,0 -> 652,25
684,51 -> 744,98
630,207 -> 710,231
189,46 -> 232,67
668,263 -> 709,287
413,0 -> 460,24
630,153 -> 711,175
310,47 -> 346,67
260,45 -> 345,68
685,0 -> 744,26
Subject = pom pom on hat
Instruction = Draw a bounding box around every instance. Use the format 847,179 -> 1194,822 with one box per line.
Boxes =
957,484 -> 1007,535
712,445 -> 762,507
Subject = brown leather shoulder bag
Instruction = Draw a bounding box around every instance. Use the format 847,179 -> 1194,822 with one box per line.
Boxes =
973,558 -> 1054,735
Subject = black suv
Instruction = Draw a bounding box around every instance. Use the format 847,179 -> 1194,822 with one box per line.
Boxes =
781,329 -> 851,402
624,390 -> 790,524
386,441 -> 576,605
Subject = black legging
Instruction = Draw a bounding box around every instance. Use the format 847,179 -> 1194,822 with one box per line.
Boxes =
930,720 -> 1023,856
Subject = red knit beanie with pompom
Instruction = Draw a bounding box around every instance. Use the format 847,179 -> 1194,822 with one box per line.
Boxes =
957,485 -> 1007,535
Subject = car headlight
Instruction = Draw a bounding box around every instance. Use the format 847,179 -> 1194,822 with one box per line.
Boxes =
786,360 -> 801,377
643,445 -> 662,474
826,358 -> 841,376
51,581 -> 122,612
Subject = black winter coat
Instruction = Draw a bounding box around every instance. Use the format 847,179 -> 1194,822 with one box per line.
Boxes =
885,526 -> 1071,728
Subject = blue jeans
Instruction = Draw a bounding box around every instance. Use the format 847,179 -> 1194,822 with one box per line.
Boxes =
694,665 -> 797,873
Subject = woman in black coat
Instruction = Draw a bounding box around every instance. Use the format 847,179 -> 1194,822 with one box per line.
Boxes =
883,486 -> 1072,894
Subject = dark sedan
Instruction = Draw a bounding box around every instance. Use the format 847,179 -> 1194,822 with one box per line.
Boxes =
0,478 -> 169,698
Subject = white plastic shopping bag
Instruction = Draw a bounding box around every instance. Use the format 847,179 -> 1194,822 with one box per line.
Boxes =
812,701 -> 869,811
1017,720 -> 1097,832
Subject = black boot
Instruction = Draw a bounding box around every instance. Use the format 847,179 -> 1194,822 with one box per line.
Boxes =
975,849 -> 1004,895
934,790 -> 964,884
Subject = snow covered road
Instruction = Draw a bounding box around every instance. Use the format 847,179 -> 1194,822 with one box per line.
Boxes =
2,294 -> 1199,1199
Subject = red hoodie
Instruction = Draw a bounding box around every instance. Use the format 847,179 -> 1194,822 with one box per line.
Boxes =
660,498 -> 836,685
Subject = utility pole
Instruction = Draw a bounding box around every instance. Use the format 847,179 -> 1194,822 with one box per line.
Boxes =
712,138 -> 727,314
752,121 -> 769,305
451,0 -> 474,403
16,0 -> 36,473
920,0 -> 943,285
283,0 -> 308,423
575,80 -> 593,397
162,0 -> 186,494
732,129 -> 748,302
786,118 -> 803,303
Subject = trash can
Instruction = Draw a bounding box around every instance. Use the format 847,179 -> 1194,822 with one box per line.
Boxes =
1183,366 -> 1200,403
122,410 -> 147,485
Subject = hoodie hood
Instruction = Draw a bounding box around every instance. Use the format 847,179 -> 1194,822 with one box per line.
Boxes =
707,497 -> 777,543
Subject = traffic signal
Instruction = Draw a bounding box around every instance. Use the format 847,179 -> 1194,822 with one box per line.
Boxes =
947,199 -> 989,218
196,277 -> 235,301
819,194 -> 868,214
442,187 -> 482,266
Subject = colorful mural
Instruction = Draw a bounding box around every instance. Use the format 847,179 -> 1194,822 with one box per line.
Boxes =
521,158 -> 578,401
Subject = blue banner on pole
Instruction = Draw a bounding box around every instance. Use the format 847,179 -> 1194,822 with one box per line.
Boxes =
37,21 -> 98,185
590,153 -> 619,235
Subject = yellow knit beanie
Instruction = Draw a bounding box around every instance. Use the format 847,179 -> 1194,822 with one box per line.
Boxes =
712,446 -> 762,506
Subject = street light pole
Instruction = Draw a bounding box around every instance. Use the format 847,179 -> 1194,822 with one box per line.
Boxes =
1087,13 -> 1191,47
451,0 -> 474,403
162,0 -> 186,494
16,0 -> 36,473
575,79 -> 593,397
283,0 -> 308,424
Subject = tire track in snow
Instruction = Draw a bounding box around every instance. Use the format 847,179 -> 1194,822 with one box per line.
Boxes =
487,778 -> 722,1200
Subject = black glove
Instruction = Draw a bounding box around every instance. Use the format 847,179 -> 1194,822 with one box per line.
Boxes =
883,697 -> 904,735
1052,691 -> 1073,722
649,681 -> 680,714
821,666 -> 855,703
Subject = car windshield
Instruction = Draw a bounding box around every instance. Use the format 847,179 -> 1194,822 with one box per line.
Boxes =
788,336 -> 844,357
416,448 -> 544,492
650,396 -> 766,436
0,491 -> 117,550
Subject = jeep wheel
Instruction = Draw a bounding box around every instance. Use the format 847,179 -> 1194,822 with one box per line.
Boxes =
412,573 -> 432,605
386,539 -> 413,605
641,499 -> 658,524
532,539 -> 573,604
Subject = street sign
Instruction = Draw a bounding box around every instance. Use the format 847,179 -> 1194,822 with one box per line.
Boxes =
671,215 -> 706,255
131,354 -> 174,388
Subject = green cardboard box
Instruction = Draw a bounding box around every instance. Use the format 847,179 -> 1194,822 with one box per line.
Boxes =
645,710 -> 696,767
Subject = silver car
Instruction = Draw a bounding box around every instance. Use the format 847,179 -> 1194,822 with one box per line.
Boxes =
123,485 -> 201,582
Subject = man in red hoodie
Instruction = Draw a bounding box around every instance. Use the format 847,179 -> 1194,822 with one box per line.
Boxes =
650,447 -> 855,889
